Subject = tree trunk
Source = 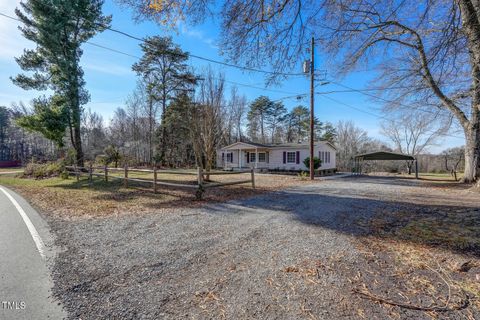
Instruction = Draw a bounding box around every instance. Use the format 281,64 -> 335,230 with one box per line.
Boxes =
459,0 -> 480,183
71,90 -> 84,167
73,117 -> 84,167
463,125 -> 480,183
406,161 -> 413,175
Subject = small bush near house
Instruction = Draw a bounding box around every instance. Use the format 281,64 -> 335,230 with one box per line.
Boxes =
298,171 -> 309,180
303,157 -> 321,170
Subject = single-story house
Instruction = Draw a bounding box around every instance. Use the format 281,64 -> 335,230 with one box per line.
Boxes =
217,141 -> 337,171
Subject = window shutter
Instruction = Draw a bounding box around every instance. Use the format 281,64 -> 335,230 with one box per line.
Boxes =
246,152 -> 250,163
296,151 -> 300,164
283,151 -> 286,164
267,152 -> 269,163
222,153 -> 225,162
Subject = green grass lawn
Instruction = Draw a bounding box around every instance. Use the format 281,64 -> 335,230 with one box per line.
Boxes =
419,172 -> 460,179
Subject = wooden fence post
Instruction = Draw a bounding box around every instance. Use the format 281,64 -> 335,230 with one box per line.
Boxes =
153,166 -> 157,194
88,163 -> 93,186
124,164 -> 128,188
74,164 -> 79,181
104,165 -> 108,182
196,166 -> 204,200
251,168 -> 255,189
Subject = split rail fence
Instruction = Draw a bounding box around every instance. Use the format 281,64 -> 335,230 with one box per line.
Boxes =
65,165 -> 255,199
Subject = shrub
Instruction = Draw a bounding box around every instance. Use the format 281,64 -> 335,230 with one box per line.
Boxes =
104,145 -> 121,167
303,157 -> 321,170
23,161 -> 66,179
64,149 -> 77,166
298,171 -> 309,180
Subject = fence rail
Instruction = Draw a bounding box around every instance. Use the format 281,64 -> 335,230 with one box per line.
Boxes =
65,165 -> 255,199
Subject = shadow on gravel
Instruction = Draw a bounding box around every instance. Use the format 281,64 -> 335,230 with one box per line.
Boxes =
206,182 -> 480,258
349,175 -> 469,189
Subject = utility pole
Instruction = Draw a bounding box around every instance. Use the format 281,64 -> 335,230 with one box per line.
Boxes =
309,36 -> 315,180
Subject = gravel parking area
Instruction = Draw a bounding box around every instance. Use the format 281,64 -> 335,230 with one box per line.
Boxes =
46,175 -> 480,319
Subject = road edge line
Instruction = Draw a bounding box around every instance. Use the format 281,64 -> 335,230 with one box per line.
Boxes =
0,186 -> 46,260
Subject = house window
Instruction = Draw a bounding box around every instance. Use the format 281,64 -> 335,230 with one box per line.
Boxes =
287,152 -> 296,163
258,152 -> 266,162
320,151 -> 331,164
226,153 -> 233,163
250,152 -> 256,163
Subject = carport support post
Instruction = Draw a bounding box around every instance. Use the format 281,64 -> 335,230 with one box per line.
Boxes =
415,159 -> 419,179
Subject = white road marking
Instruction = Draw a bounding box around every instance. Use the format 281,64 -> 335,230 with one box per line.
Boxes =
0,186 -> 46,260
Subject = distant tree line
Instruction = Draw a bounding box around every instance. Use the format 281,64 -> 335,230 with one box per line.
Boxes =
0,105 -> 58,162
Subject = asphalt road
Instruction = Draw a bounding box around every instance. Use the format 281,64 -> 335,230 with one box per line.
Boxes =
0,186 -> 65,320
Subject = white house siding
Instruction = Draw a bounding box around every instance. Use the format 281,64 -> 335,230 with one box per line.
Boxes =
217,142 -> 336,171
268,144 -> 336,171
217,150 -> 240,168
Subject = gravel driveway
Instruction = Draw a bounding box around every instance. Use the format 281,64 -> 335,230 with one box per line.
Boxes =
47,176 -> 480,319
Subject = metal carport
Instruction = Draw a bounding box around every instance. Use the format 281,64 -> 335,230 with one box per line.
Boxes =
353,151 -> 418,179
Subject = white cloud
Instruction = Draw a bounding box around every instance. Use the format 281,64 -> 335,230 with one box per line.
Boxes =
178,22 -> 218,49
83,62 -> 133,76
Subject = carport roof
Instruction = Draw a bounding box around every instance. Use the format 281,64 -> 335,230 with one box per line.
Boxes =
354,151 -> 415,161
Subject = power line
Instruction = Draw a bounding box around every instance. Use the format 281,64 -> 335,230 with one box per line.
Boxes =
85,42 -> 140,59
85,42 -> 306,96
1,11 -> 306,77
319,94 -> 464,140
1,13 -> 309,97
328,80 -> 444,116
101,25 -> 307,77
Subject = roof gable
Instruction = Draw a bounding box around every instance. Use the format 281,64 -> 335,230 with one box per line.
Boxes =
220,140 -> 337,151
221,142 -> 268,150
354,151 -> 414,161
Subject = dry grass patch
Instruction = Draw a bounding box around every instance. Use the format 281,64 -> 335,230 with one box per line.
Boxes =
351,198 -> 480,317
0,172 -> 318,219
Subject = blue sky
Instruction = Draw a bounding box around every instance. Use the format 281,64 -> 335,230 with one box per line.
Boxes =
0,0 -> 465,153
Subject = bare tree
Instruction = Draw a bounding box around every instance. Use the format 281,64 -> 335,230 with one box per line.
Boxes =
194,69 -> 226,179
336,120 -> 374,171
381,112 -> 446,174
125,0 -> 480,182
224,87 -> 247,144
82,108 -> 106,160
442,147 -> 464,181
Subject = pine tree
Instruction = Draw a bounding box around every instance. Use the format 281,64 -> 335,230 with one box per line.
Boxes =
247,96 -> 275,144
132,36 -> 194,164
12,0 -> 111,166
